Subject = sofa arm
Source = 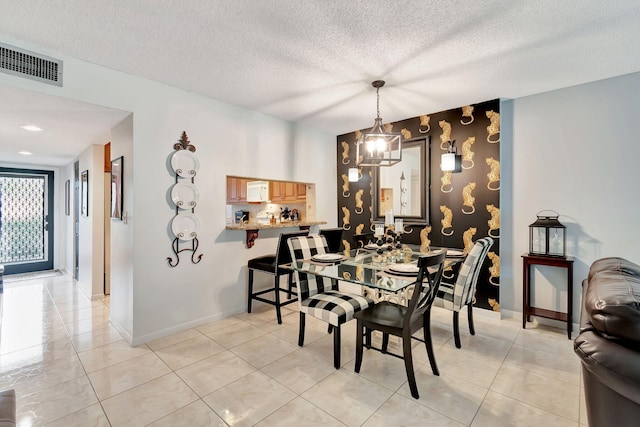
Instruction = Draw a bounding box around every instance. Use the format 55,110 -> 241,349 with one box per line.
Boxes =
0,389 -> 15,427
575,329 -> 640,406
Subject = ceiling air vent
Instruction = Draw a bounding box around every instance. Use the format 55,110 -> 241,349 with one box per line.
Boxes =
0,42 -> 63,87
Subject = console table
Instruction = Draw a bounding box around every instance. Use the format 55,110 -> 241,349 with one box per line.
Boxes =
522,253 -> 574,339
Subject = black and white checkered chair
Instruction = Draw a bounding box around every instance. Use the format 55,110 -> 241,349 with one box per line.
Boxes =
287,234 -> 373,369
435,237 -> 494,348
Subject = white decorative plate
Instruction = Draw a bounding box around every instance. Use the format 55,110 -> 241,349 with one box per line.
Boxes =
447,249 -> 465,257
388,264 -> 420,275
171,150 -> 200,178
365,243 -> 389,250
171,182 -> 200,208
311,253 -> 345,262
171,213 -> 200,241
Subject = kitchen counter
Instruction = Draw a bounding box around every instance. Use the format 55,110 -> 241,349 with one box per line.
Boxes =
226,220 -> 328,247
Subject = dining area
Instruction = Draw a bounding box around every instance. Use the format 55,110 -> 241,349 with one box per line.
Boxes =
247,228 -> 494,400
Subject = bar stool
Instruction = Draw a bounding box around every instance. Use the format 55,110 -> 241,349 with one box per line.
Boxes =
247,230 -> 309,324
319,228 -> 344,253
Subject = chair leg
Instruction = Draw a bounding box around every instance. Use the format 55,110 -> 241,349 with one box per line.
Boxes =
333,324 -> 341,369
328,324 -> 333,334
365,328 -> 372,349
402,331 -> 419,399
453,311 -> 461,349
247,269 -> 254,313
298,312 -> 306,347
423,311 -> 440,376
286,272 -> 293,297
355,320 -> 363,373
274,276 -> 282,325
467,304 -> 475,335
381,333 -> 389,353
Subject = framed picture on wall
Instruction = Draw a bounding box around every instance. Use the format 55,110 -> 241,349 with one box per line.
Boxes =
110,156 -> 123,220
64,179 -> 70,216
81,170 -> 89,217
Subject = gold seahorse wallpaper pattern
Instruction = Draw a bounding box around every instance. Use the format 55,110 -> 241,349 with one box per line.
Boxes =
336,99 -> 500,311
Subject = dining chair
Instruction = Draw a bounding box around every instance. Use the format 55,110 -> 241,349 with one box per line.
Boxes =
287,234 -> 373,369
434,236 -> 494,348
247,230 -> 309,324
354,250 -> 447,399
353,233 -> 374,248
319,227 -> 344,253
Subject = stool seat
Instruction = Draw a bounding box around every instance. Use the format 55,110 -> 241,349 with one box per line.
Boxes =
247,255 -> 277,273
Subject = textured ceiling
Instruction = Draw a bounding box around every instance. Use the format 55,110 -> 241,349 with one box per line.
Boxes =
1,0 -> 640,165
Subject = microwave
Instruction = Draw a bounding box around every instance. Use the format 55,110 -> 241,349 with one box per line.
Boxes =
246,181 -> 270,202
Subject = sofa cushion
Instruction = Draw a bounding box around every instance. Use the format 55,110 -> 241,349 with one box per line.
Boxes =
585,257 -> 640,343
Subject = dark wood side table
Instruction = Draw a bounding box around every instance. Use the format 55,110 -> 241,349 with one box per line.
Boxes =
522,253 -> 575,339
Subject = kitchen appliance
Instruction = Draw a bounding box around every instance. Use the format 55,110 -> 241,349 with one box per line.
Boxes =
247,180 -> 270,202
235,210 -> 250,224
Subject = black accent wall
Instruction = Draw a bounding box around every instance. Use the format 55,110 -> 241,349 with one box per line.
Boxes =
336,99 -> 500,311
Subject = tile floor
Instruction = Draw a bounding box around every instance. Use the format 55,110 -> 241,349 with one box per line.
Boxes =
0,273 -> 588,426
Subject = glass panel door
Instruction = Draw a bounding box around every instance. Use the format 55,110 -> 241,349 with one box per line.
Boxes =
0,167 -> 54,274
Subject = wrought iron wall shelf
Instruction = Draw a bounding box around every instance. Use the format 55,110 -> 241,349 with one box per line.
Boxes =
167,131 -> 203,267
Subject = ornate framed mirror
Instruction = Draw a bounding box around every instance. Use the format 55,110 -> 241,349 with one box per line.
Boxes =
372,136 -> 429,224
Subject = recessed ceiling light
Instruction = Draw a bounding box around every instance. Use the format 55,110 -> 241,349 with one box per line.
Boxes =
20,125 -> 43,132
18,151 -> 33,156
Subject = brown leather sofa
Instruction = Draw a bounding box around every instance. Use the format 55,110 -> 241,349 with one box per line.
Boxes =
0,389 -> 15,427
574,257 -> 640,427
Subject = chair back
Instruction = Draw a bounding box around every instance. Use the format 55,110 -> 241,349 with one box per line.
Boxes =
319,228 -> 344,253
353,233 -> 374,248
274,230 -> 310,274
287,235 -> 337,300
406,250 -> 447,328
451,237 -> 494,311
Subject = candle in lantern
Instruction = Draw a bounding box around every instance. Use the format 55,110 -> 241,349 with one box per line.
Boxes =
394,218 -> 403,233
385,209 -> 394,226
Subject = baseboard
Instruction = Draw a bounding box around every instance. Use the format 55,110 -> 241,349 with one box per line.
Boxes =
129,306 -> 246,347
501,308 -> 579,335
109,316 -> 133,346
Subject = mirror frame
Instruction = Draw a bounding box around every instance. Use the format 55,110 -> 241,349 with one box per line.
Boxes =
372,136 -> 429,224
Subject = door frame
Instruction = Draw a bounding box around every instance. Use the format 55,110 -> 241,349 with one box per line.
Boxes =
0,166 -> 54,274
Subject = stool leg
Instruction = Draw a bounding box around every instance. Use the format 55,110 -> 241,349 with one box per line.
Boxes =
247,269 -> 254,313
274,275 -> 283,324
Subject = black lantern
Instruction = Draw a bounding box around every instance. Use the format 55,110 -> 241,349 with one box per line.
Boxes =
529,211 -> 566,257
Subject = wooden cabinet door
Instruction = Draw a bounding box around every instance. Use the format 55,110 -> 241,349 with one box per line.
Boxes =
284,182 -> 296,201
270,181 -> 284,202
296,183 -> 307,200
226,177 -> 248,203
237,178 -> 248,203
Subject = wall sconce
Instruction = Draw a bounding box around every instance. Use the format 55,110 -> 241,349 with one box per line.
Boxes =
356,80 -> 402,167
529,210 -> 566,257
348,167 -> 359,182
441,140 -> 461,173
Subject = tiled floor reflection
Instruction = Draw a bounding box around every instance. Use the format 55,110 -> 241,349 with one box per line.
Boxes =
0,274 -> 586,426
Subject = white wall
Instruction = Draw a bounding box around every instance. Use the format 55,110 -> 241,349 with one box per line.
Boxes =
0,34 -> 336,344
75,144 -> 105,299
503,71 -> 640,323
109,115 -> 134,337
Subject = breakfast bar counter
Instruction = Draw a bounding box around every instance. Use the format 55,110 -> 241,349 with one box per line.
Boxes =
226,220 -> 327,248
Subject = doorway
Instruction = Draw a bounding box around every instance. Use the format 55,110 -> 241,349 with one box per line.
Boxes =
0,167 -> 54,274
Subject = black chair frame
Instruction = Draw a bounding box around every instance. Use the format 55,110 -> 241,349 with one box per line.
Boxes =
247,230 -> 309,324
354,251 -> 447,399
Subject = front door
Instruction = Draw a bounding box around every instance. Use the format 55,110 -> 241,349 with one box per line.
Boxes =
0,167 -> 54,274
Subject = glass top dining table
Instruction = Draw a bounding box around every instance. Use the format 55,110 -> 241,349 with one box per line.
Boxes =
288,246 -> 465,293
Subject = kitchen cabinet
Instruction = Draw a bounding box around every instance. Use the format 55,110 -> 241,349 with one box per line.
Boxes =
296,183 -> 307,200
271,181 -> 298,203
226,177 -> 248,203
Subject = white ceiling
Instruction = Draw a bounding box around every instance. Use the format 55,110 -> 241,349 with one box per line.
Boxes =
1,0 -> 640,166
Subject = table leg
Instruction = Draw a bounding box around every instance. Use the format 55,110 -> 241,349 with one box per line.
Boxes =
567,262 -> 573,340
522,260 -> 528,329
